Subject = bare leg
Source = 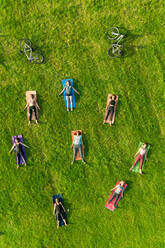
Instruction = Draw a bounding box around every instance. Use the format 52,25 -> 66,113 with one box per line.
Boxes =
66,96 -> 69,111
20,154 -> 26,166
16,155 -> 19,168
78,145 -> 85,163
63,218 -> 68,226
70,95 -> 73,111
72,146 -> 77,164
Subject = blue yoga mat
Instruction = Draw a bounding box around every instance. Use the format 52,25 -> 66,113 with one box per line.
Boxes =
62,79 -> 76,108
52,194 -> 65,226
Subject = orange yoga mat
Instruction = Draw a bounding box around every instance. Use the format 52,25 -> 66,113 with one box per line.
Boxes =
26,91 -> 38,120
104,94 -> 118,124
72,130 -> 85,160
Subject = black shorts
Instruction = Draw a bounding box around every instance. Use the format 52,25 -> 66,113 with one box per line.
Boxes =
56,212 -> 65,221
66,93 -> 72,97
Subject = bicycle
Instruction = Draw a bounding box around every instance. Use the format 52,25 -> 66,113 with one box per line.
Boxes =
107,27 -> 124,58
20,39 -> 44,64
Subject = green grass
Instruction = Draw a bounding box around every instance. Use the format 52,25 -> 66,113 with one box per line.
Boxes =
0,0 -> 165,247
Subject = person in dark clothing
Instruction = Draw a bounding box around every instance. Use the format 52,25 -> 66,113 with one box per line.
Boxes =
104,95 -> 116,126
9,138 -> 29,168
24,94 -> 40,125
53,198 -> 68,228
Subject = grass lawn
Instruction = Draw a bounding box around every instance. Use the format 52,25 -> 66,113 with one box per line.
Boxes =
0,0 -> 165,247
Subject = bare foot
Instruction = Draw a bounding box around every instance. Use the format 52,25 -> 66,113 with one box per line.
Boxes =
28,121 -> 31,126
129,167 -> 133,171
17,165 -> 19,169
139,169 -> 143,175
36,120 -> 38,124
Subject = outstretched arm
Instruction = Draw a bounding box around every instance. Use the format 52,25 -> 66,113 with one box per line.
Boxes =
59,87 -> 65,96
35,101 -> 40,110
60,203 -> 66,212
9,145 -> 15,153
111,185 -> 118,191
24,103 -> 29,110
145,153 -> 147,160
53,204 -> 56,215
134,148 -> 140,157
20,142 -> 30,148
72,87 -> 79,95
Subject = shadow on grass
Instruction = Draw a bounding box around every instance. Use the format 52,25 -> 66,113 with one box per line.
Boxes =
73,78 -> 82,106
0,49 -> 9,71
82,132 -> 89,160
125,180 -> 133,192
106,26 -> 145,58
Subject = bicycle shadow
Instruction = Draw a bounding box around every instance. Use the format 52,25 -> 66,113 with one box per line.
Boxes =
0,48 -> 9,71
116,27 -> 145,57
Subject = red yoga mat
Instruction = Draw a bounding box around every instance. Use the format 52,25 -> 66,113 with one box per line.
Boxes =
105,181 -> 127,211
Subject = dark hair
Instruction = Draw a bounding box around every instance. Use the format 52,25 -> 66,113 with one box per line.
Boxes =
31,94 -> 34,99
15,137 -> 20,142
77,131 -> 81,135
143,143 -> 148,147
66,80 -> 71,86
112,95 -> 116,100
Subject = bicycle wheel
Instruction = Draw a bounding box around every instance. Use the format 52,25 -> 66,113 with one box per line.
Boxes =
108,44 -> 122,58
20,39 -> 32,49
32,53 -> 44,64
107,27 -> 119,40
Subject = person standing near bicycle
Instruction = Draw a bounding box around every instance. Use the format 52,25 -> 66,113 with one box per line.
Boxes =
24,94 -> 40,125
59,80 -> 79,112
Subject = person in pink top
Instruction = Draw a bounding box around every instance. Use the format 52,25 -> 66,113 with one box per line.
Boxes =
129,143 -> 148,175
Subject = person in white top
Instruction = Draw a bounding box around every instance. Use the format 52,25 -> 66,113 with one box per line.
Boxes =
71,131 -> 85,164
129,143 -> 148,175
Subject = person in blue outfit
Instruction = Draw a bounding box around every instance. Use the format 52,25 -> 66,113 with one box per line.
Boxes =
71,131 -> 85,164
59,80 -> 79,111
108,181 -> 125,208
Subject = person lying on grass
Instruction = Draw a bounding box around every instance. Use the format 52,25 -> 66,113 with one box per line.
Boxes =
24,94 -> 40,125
53,198 -> 68,228
129,143 -> 148,175
108,181 -> 125,209
59,80 -> 79,112
103,95 -> 116,126
9,137 -> 29,168
71,131 -> 85,164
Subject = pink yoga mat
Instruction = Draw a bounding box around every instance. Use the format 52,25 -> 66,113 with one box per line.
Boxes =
105,181 -> 127,211
26,91 -> 38,121
12,135 -> 26,165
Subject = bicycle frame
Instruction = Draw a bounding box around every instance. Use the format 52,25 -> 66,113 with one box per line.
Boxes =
23,44 -> 33,61
111,44 -> 122,53
114,34 -> 124,44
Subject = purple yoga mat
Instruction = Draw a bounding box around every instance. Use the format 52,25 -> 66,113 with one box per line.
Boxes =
12,135 -> 26,165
